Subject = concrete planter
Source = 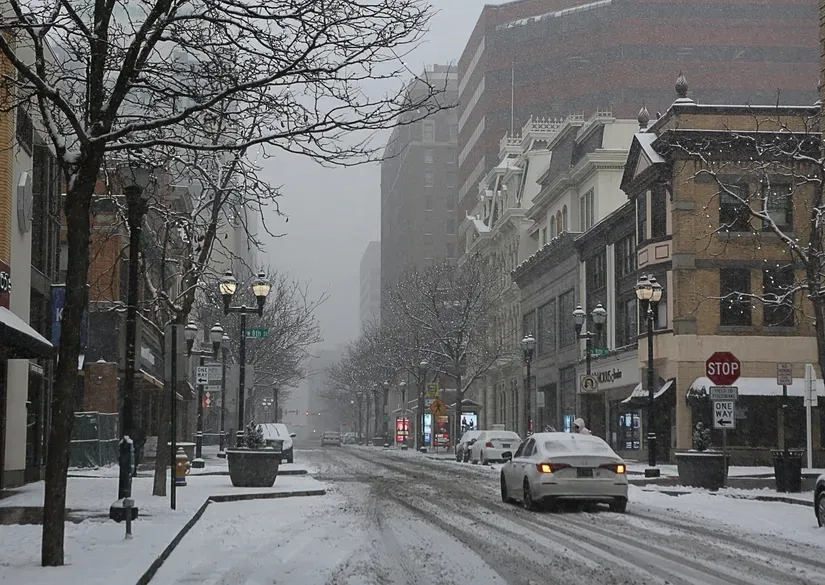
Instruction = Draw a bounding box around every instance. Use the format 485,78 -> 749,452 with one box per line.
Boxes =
226,449 -> 280,487
675,451 -> 729,490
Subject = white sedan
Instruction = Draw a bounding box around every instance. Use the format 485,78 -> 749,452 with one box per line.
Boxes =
499,432 -> 629,512
470,430 -> 521,465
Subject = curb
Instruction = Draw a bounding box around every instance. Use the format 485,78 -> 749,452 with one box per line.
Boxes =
134,488 -> 326,585
68,469 -> 309,479
643,488 -> 812,507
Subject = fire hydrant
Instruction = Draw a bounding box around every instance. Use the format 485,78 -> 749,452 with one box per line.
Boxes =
175,447 -> 191,486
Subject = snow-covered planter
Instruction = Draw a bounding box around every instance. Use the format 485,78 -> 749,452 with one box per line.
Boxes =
226,422 -> 280,488
675,422 -> 728,490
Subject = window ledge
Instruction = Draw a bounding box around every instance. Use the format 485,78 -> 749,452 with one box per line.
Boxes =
716,230 -> 796,240
718,325 -> 755,333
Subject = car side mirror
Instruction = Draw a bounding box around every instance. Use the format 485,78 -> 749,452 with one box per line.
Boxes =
501,451 -> 512,461
290,433 -> 297,438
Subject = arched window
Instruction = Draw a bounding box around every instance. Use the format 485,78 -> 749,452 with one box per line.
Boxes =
562,205 -> 568,232
556,211 -> 563,234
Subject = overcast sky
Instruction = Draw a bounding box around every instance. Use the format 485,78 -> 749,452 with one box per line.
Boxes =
259,2 -> 506,350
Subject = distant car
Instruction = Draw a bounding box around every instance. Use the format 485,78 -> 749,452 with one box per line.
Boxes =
470,430 -> 521,465
499,432 -> 629,512
259,423 -> 297,463
321,431 -> 342,446
456,430 -> 484,462
814,473 -> 825,526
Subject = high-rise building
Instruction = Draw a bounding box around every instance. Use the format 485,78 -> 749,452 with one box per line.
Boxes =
359,241 -> 381,333
380,65 -> 458,316
456,0 -> 818,216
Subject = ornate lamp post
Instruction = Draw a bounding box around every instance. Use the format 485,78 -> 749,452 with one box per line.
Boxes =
219,269 -> 271,444
382,380 -> 390,447
218,332 -> 231,457
572,302 -> 607,425
184,320 -> 224,468
520,334 -> 536,436
399,380 -> 408,449
635,274 -> 663,477
418,360 -> 429,452
110,163 -> 155,523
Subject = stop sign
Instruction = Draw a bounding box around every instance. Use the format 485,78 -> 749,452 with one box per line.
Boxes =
706,352 -> 741,386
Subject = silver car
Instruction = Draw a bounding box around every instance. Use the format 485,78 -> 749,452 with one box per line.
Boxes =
470,430 -> 521,465
499,432 -> 629,512
455,430 -> 484,462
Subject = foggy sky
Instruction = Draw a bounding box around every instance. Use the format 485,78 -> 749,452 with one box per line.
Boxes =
260,2 -> 504,350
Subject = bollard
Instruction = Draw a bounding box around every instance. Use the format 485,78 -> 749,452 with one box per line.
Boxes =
124,498 -> 134,539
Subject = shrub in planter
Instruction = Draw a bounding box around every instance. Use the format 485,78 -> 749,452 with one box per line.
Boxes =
226,422 -> 280,488
675,422 -> 728,490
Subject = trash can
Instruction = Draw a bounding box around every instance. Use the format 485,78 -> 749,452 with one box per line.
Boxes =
771,450 -> 804,493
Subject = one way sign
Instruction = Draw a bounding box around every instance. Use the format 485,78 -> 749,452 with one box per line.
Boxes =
713,400 -> 736,430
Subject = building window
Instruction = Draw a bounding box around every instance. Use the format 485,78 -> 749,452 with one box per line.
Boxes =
651,184 -> 667,238
556,211 -> 562,234
523,310 -> 536,337
446,243 -> 456,259
423,121 -> 435,142
763,267 -> 795,326
560,366 -> 577,420
615,234 -> 636,280
720,184 -> 751,232
762,182 -> 793,231
446,217 -> 456,234
424,149 -> 434,164
550,221 -> 556,239
449,124 -> 458,141
616,296 -> 637,347
538,300 -> 556,355
637,191 -> 647,244
587,251 -> 606,293
580,189 -> 594,231
541,227 -> 548,245
559,290 -> 576,347
562,205 -> 568,232
720,267 -> 752,326
424,193 -> 434,210
424,170 -> 434,187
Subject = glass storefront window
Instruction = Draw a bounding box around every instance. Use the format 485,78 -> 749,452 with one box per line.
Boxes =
618,412 -> 640,450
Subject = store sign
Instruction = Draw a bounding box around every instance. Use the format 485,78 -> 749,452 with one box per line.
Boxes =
591,354 -> 639,391
51,285 -> 88,347
0,260 -> 10,309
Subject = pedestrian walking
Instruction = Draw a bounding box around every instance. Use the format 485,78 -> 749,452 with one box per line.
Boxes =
572,418 -> 592,435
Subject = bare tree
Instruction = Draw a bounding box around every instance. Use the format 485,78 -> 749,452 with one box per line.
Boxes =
386,257 -> 515,444
2,0 -> 445,564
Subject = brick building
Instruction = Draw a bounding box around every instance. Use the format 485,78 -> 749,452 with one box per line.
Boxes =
457,0 -> 819,217
620,78 -> 824,464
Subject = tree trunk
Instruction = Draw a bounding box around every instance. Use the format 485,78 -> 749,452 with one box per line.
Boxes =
453,373 -> 462,453
42,160 -> 99,566
152,329 -> 170,496
373,390 -> 380,443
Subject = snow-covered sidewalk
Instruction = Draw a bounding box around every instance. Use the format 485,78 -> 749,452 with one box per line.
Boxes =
0,469 -> 325,585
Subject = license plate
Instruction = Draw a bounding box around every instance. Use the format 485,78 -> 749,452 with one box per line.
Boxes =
577,468 -> 593,478
502,443 -> 511,448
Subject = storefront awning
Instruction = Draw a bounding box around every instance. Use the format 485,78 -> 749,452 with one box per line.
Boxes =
0,306 -> 53,359
689,376 -> 825,398
621,378 -> 675,404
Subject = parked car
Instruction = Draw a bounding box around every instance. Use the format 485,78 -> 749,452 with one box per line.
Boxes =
470,430 -> 521,465
321,430 -> 342,446
499,432 -> 628,512
259,423 -> 297,463
814,473 -> 825,526
456,430 -> 484,462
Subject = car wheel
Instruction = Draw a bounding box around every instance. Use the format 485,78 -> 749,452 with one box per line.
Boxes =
500,473 -> 511,503
286,450 -> 294,464
817,491 -> 825,527
610,497 -> 628,513
481,451 -> 489,465
522,479 -> 536,511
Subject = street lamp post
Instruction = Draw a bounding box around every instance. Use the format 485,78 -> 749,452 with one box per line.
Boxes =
521,334 -> 536,436
218,332 -> 230,457
382,380 -> 390,447
184,320 -> 224,468
572,302 -> 607,427
635,274 -> 663,478
110,163 -> 155,523
219,269 -> 272,445
418,360 -> 429,452
399,380 -> 408,450
354,391 -> 364,443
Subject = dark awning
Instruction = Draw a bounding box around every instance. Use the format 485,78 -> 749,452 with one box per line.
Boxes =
0,307 -> 53,359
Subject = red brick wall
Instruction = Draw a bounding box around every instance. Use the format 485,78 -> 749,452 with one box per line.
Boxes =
84,361 -> 118,413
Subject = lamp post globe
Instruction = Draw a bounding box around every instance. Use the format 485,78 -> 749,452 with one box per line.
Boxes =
635,274 -> 653,302
572,304 -> 586,329
591,303 -> 607,326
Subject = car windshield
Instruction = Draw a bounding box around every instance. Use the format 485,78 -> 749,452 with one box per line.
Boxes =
542,437 -> 613,454
461,431 -> 482,442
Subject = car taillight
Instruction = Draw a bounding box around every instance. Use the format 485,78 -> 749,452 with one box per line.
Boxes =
600,463 -> 626,474
536,462 -> 571,473
485,441 -> 494,448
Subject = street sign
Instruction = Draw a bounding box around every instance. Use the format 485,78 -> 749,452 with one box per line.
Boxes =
709,386 -> 738,401
429,397 -> 447,416
204,365 -> 222,382
426,382 -> 439,398
706,352 -> 741,386
777,363 -> 793,386
195,366 -> 209,385
580,374 -> 598,394
206,385 -> 222,393
713,400 -> 736,429
245,327 -> 269,339
425,397 -> 435,407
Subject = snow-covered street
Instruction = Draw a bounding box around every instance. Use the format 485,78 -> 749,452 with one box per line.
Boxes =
152,446 -> 825,585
